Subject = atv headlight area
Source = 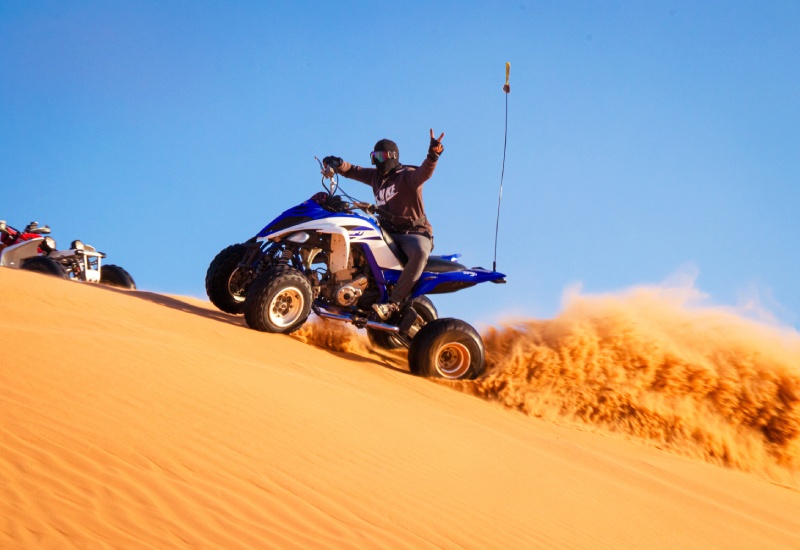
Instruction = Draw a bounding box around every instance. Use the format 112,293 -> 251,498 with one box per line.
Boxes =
71,240 -> 84,250
40,236 -> 57,253
286,232 -> 310,243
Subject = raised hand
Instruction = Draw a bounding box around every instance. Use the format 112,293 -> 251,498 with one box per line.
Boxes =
428,129 -> 445,159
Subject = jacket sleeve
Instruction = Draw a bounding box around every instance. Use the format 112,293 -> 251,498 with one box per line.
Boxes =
410,157 -> 437,187
338,162 -> 375,187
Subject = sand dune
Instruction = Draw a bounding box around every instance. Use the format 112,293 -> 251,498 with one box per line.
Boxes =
2,268 -> 800,549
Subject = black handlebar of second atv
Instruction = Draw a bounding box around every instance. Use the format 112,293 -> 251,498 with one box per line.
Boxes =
23,222 -> 51,235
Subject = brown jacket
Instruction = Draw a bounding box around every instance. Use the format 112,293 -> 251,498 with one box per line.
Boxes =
338,158 -> 437,236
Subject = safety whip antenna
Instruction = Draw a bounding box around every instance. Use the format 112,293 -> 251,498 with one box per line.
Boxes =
492,62 -> 510,272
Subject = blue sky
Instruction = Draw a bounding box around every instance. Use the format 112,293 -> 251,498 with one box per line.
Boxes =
2,1 -> 799,330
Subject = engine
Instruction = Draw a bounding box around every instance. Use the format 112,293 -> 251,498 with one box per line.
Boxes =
335,275 -> 369,307
317,244 -> 376,309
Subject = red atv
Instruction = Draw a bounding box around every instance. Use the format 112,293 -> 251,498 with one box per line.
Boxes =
0,220 -> 136,289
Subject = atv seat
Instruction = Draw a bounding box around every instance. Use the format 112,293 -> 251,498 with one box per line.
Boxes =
424,255 -> 468,272
381,228 -> 467,272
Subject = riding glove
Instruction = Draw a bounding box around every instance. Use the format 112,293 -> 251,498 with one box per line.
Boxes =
427,137 -> 444,162
323,156 -> 343,170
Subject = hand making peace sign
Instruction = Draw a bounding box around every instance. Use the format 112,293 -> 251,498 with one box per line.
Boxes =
429,128 -> 445,156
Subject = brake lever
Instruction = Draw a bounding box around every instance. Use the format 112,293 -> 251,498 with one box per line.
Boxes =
314,156 -> 336,179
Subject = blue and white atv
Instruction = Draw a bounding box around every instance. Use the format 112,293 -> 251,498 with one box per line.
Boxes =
205,160 -> 506,380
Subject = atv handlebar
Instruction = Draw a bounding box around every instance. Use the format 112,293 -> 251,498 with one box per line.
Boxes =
314,156 -> 377,216
23,221 -> 51,235
350,200 -> 377,214
315,156 -> 337,190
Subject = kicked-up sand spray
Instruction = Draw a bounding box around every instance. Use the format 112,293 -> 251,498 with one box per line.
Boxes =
451,284 -> 800,482
300,283 -> 800,484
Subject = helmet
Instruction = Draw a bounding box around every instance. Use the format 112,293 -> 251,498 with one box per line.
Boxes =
370,139 -> 399,175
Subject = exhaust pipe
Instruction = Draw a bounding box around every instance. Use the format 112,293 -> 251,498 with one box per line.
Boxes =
314,309 -> 399,332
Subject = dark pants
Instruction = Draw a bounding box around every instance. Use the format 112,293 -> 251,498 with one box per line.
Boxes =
390,233 -> 433,303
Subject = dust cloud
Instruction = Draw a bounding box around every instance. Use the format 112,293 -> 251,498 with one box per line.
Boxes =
454,285 -> 800,480
301,285 -> 800,480
294,320 -> 366,354
294,319 -> 407,368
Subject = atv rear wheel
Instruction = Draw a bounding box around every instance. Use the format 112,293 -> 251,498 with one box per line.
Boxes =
100,264 -> 136,289
408,318 -> 485,380
244,265 -> 312,334
21,256 -> 68,278
367,296 -> 438,350
206,244 -> 254,314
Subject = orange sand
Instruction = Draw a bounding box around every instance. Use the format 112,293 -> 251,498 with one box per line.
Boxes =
2,268 -> 800,549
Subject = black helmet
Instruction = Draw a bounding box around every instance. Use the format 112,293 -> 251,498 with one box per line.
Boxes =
370,138 -> 399,175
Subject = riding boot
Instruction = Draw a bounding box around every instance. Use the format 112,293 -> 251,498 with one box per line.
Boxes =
372,302 -> 399,321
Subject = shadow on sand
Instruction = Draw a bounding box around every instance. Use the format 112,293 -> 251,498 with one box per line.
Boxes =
96,284 -> 409,373
108,286 -> 248,328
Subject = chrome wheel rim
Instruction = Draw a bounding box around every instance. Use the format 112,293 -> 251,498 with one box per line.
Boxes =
436,342 -> 471,379
268,286 -> 304,327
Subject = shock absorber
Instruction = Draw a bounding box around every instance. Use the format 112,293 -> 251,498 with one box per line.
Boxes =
256,245 -> 294,276
277,247 -> 293,265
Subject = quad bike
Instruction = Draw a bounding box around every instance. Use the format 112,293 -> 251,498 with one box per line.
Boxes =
205,160 -> 506,380
0,220 -> 136,289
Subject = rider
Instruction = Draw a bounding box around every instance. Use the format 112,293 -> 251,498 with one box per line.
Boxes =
323,129 -> 445,320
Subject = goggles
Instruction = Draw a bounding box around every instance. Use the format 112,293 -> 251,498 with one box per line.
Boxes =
370,150 -> 397,164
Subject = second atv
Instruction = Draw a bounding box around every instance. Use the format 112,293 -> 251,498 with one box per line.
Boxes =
0,220 -> 136,289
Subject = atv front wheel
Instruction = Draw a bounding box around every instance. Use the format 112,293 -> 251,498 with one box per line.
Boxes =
408,318 -> 485,380
244,266 -> 312,334
206,244 -> 254,314
367,295 -> 438,350
100,264 -> 136,289
21,256 -> 68,278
